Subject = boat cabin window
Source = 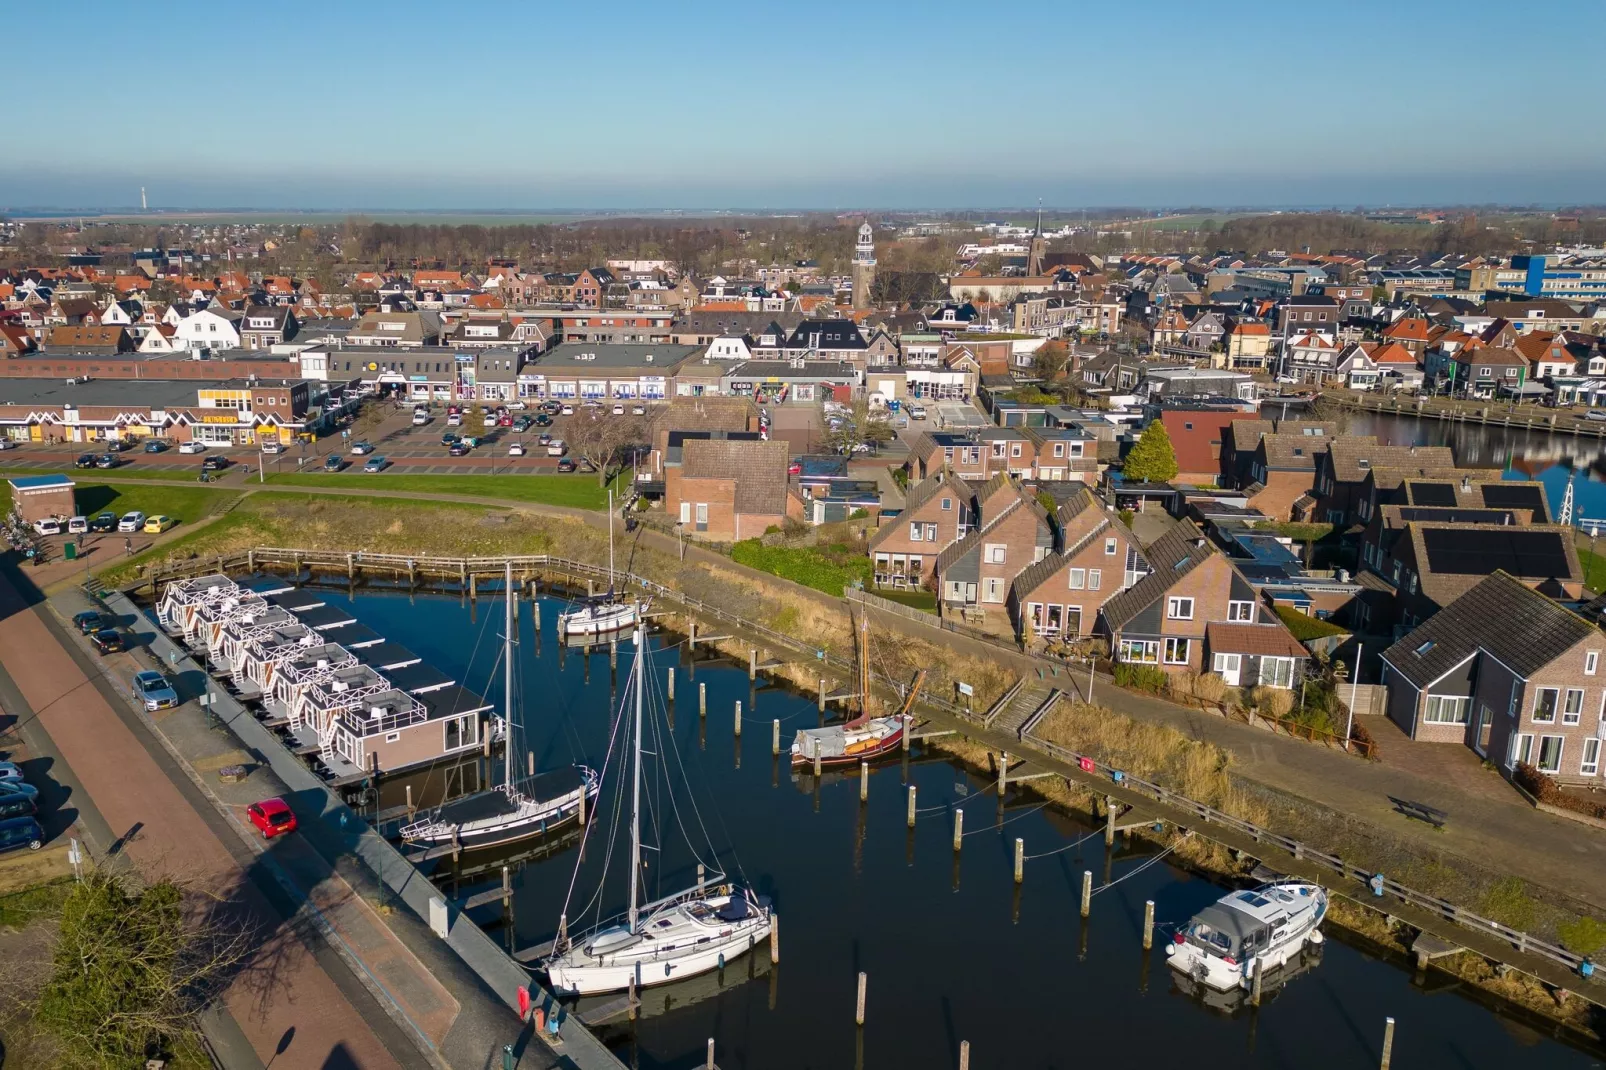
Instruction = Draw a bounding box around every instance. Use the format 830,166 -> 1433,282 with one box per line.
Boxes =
1241,927 -> 1270,953
1191,923 -> 1233,953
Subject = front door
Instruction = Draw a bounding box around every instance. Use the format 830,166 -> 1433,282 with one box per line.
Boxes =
1213,652 -> 1241,687
1475,704 -> 1493,756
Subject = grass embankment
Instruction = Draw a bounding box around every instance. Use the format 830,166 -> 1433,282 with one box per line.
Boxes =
1274,604 -> 1352,641
873,588 -> 938,612
731,540 -> 873,596
23,479 -> 236,529
1,465 -> 224,482
1579,545 -> 1606,591
262,471 -> 624,510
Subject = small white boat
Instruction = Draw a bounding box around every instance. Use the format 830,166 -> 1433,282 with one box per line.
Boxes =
1165,880 -> 1327,992
557,599 -> 640,638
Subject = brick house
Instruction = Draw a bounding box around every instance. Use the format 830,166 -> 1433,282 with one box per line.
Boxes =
1314,440 -> 1453,528
1097,524 -> 1267,675
1007,488 -> 1143,644
869,471 -> 969,591
933,481 -> 1053,626
574,267 -> 616,309
905,430 -> 1033,483
1379,572 -> 1606,785
1244,432 -> 1332,520
1201,621 -> 1308,690
1224,319 -> 1272,368
1159,407 -> 1254,486
665,437 -> 800,541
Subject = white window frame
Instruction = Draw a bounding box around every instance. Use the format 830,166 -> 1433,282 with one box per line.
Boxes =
678,501 -> 691,524
909,521 -> 923,541
1564,688 -> 1585,726
1423,694 -> 1470,725
1584,737 -> 1601,777
1068,568 -> 1086,590
1104,537 -> 1118,555
1227,600 -> 1255,622
1538,734 -> 1565,775
985,543 -> 1006,565
1119,639 -> 1159,664
1588,651 -> 1599,676
1212,652 -> 1240,675
1533,687 -> 1559,724
1167,596 -> 1194,620
1088,568 -> 1101,591
1260,656 -> 1296,689
1163,637 -> 1191,665
1512,732 -> 1534,769
982,577 -> 1005,603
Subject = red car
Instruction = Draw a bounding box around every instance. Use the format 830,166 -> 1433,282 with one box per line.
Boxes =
788,461 -> 802,475
246,798 -> 297,839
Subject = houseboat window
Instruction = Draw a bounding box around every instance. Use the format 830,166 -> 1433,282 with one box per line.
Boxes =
444,714 -> 478,750
386,732 -> 400,743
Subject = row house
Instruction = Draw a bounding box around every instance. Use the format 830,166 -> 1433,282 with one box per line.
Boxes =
869,471 -> 970,591
1380,572 -> 1606,786
1098,524 -> 1306,686
1282,332 -> 1340,383
1244,432 -> 1344,521
1008,488 -> 1143,644
239,305 -> 298,350
1223,319 -> 1272,368
1427,344 -> 1530,398
933,480 -> 1054,625
1314,440 -> 1454,527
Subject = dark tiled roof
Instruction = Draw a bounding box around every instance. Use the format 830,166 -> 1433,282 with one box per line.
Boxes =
680,437 -> 791,515
1205,622 -> 1306,659
1099,522 -> 1215,631
1326,439 -> 1450,483
1408,522 -> 1582,608
1380,571 -> 1597,688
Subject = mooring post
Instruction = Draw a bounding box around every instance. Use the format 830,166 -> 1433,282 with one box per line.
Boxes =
953,809 -> 964,850
706,1038 -> 715,1070
907,785 -> 917,828
855,972 -> 867,1027
405,784 -> 415,818
997,751 -> 1008,797
769,912 -> 779,962
734,700 -> 742,737
902,712 -> 912,751
501,865 -> 512,915
697,862 -> 705,896
689,620 -> 697,649
528,752 -> 535,778
1251,957 -> 1264,1006
628,974 -> 637,1021
481,719 -> 491,758
577,785 -> 586,826
699,682 -> 707,719
1013,837 -> 1024,884
1380,1017 -> 1395,1070
610,640 -> 617,670
468,572 -> 477,600
667,667 -> 675,703
813,738 -> 822,778
247,549 -> 256,573
860,760 -> 869,803
818,677 -> 826,712
587,578 -> 595,598
749,647 -> 757,680
346,552 -> 355,581
959,1041 -> 970,1070
772,718 -> 781,757
1105,795 -> 1116,846
1080,870 -> 1092,918
1143,899 -> 1155,950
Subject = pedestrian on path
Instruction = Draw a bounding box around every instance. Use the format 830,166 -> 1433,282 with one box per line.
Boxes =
124,537 -> 133,556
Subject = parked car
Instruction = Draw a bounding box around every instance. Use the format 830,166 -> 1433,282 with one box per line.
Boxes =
89,512 -> 117,533
32,517 -> 62,536
117,511 -> 146,532
67,515 -> 88,534
508,442 -> 526,457
908,404 -> 928,420
537,432 -> 552,445
1588,410 -> 1606,422
143,515 -> 176,534
446,412 -> 462,426
540,400 -> 562,415
560,404 -> 574,416
0,791 -> 36,821
89,628 -> 126,655
95,454 -> 121,469
556,458 -> 577,473
496,413 -> 513,428
513,416 -> 533,432
260,441 -> 286,455
460,436 -> 481,449
412,410 -> 431,426
788,461 -> 802,475
0,816 -> 44,855
612,403 -> 625,415
104,440 -> 130,452
441,432 -> 461,446
362,456 -> 389,473
631,404 -> 646,416
74,453 -> 97,469
201,455 -> 230,471
534,413 -> 553,427
246,797 -> 297,839
349,441 -> 375,455
72,610 -> 113,634
546,439 -> 567,457
448,443 -> 471,456
132,669 -> 179,711
144,439 -> 170,453
0,439 -> 14,450
323,454 -> 346,472
178,441 -> 207,454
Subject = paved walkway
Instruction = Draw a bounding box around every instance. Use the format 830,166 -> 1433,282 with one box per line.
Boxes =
0,563 -> 421,1069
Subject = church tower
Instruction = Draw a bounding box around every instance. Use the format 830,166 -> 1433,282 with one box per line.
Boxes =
1027,203 -> 1047,277
851,221 -> 876,310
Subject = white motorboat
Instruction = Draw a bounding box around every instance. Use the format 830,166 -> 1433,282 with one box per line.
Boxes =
401,563 -> 600,850
541,622 -> 773,996
1165,880 -> 1328,992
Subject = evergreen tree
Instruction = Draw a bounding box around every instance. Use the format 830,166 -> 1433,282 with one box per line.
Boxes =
1123,420 -> 1179,483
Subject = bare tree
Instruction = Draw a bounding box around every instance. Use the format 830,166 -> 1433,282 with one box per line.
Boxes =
819,396 -> 894,457
565,408 -> 655,486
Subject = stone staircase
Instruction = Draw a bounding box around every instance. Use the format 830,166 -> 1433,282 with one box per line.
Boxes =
986,681 -> 1062,739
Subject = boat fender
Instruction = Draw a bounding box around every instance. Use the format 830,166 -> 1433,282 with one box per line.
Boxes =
1164,943 -> 1176,958
718,953 -> 726,970
1307,929 -> 1324,946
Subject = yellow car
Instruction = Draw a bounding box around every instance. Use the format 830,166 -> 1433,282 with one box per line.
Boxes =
142,515 -> 176,534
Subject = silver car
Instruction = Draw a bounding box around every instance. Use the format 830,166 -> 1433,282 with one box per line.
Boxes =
132,670 -> 179,711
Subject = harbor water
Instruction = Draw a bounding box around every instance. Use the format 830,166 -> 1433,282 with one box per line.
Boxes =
321,587 -> 1597,1070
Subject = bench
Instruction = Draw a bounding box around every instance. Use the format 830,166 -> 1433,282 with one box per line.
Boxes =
1388,795 -> 1447,828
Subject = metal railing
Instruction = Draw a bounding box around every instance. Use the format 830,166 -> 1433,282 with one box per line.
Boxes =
1021,729 -> 1590,977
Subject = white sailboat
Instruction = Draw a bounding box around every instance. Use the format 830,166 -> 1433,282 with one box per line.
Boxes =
558,489 -> 643,638
401,563 -> 599,850
542,621 -> 772,996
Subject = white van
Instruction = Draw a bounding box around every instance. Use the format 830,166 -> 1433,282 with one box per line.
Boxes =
67,516 -> 89,534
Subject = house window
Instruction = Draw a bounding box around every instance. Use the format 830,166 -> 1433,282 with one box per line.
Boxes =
909,522 -> 923,542
983,577 -> 1005,603
1564,688 -> 1585,725
1588,651 -> 1599,676
985,543 -> 1006,564
1584,737 -> 1601,777
1424,695 -> 1470,724
1118,639 -> 1159,664
1104,538 -> 1118,555
1010,442 -> 1023,458
1167,597 -> 1194,620
1260,656 -> 1296,689
941,497 -> 952,511
1163,637 -> 1191,665
1068,568 -> 1086,590
1088,569 -> 1101,591
1053,443 -> 1065,458
1227,600 -> 1255,622
1511,733 -> 1534,768
1533,688 -> 1559,724
1538,735 -> 1565,775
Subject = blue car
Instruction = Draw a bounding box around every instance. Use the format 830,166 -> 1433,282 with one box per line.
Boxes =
144,440 -> 170,453
132,670 -> 179,711
0,816 -> 44,854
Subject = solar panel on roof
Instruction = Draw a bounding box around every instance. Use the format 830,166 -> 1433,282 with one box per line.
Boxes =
1398,507 -> 1513,525
1481,483 -> 1548,520
1409,483 -> 1458,506
1421,527 -> 1570,578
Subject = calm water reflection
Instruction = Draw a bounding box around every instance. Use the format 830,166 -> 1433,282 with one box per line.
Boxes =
326,588 -> 1598,1070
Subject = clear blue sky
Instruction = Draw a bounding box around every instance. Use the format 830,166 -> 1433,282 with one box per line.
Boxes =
6,0 -> 1604,211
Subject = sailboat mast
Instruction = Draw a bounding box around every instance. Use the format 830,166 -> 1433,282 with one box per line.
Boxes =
608,488 -> 615,590
859,609 -> 871,718
504,562 -> 514,789
627,618 -> 644,931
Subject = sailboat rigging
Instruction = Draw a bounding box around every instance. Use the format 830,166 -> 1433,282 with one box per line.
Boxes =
558,488 -> 645,637
543,618 -> 772,996
790,608 -> 919,767
400,563 -> 599,850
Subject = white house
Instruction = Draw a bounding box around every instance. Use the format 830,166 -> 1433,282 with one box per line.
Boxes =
138,324 -> 183,353
173,308 -> 242,352
704,336 -> 752,362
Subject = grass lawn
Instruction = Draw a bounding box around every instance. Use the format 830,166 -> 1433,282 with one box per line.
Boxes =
1581,547 -> 1606,591
730,540 -> 873,596
261,471 -> 623,510
0,465 -> 219,482
21,479 -> 238,527
874,588 -> 938,612
0,878 -> 72,929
